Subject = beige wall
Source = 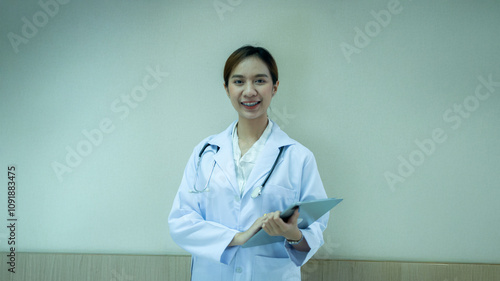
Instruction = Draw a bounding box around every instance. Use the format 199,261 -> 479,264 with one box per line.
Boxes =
1,0 -> 500,264
1,253 -> 499,281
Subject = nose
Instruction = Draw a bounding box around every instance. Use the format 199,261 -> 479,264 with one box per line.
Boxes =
243,83 -> 257,97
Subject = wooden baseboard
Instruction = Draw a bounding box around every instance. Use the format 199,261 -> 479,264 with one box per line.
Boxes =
302,259 -> 500,281
1,252 -> 499,281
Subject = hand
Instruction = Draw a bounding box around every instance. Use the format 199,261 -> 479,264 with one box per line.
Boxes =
263,209 -> 310,251
262,209 -> 302,241
228,215 -> 267,246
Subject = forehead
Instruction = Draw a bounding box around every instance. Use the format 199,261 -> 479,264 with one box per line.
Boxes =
231,56 -> 270,76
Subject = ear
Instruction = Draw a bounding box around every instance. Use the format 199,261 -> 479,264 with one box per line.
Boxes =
224,82 -> 230,97
272,80 -> 279,96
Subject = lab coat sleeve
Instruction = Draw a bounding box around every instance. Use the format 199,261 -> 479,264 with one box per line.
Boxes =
285,150 -> 329,266
168,143 -> 239,265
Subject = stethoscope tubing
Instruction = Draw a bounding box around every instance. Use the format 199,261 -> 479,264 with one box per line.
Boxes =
190,144 -> 219,193
252,146 -> 284,198
260,146 -> 284,188
190,143 -> 284,197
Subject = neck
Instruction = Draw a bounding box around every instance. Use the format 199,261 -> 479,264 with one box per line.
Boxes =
237,116 -> 268,143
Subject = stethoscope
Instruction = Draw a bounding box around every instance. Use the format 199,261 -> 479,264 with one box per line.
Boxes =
190,143 -> 284,198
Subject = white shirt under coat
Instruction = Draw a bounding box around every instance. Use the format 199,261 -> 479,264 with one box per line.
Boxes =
232,119 -> 273,196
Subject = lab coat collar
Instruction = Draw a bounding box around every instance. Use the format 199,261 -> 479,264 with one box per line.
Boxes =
209,119 -> 293,147
207,120 -> 295,197
208,121 -> 238,193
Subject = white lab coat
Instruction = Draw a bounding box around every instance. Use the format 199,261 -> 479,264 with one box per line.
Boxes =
168,120 -> 329,281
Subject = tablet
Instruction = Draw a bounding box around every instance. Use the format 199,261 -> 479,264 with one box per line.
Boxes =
242,198 -> 343,248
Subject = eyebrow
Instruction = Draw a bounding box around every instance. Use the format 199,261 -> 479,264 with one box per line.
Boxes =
230,74 -> 269,79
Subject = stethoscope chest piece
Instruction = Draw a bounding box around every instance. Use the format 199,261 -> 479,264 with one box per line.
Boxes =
251,186 -> 263,198
249,146 -> 285,199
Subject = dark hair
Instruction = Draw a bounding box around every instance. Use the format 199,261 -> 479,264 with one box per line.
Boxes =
223,45 -> 278,87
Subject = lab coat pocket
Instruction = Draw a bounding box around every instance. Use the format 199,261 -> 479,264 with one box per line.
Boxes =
252,255 -> 300,281
259,184 -> 297,214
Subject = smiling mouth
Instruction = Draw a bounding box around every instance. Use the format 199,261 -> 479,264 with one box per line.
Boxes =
241,101 -> 261,107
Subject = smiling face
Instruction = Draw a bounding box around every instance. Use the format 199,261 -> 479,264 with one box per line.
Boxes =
225,56 -> 279,123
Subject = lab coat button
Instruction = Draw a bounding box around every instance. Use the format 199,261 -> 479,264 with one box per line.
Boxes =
235,267 -> 243,273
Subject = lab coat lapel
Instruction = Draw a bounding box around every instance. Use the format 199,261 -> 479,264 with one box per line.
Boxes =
210,122 -> 239,193
242,121 -> 294,198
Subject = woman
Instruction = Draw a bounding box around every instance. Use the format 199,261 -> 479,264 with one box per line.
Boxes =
168,46 -> 328,281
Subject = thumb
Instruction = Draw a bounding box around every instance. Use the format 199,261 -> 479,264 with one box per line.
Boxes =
288,208 -> 300,225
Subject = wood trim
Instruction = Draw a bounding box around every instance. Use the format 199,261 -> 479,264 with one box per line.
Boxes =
1,253 -> 499,281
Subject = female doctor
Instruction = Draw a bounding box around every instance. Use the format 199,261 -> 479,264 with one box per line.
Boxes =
168,46 -> 329,281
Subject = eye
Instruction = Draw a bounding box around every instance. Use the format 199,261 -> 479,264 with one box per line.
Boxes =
255,79 -> 266,84
233,79 -> 243,85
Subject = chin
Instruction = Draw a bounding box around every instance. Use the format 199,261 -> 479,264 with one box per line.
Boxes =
241,114 -> 267,122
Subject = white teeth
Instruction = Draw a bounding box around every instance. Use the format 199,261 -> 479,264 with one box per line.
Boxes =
242,101 -> 259,106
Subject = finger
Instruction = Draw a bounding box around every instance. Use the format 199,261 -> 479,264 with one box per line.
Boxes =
288,208 -> 300,225
264,219 -> 280,235
262,223 -> 272,235
263,219 -> 275,232
261,213 -> 271,223
267,211 -> 279,220
263,211 -> 287,234
273,211 -> 285,223
270,211 -> 287,226
256,216 -> 265,224
275,217 -> 290,233
270,217 -> 289,234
